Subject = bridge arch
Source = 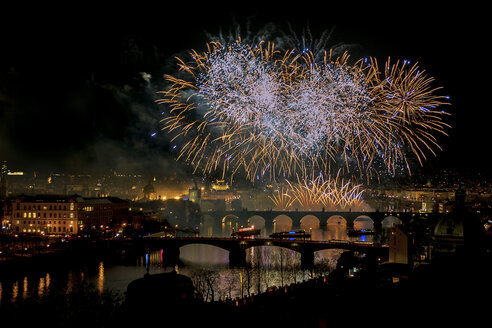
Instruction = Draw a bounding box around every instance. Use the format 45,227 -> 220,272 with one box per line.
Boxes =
353,215 -> 374,230
326,215 -> 348,240
326,215 -> 347,227
300,215 -> 321,233
222,214 -> 241,237
248,215 -> 266,229
179,243 -> 230,265
222,214 -> 240,224
382,215 -> 402,229
273,214 -> 293,233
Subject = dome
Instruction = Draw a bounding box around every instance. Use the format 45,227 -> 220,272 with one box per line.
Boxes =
433,217 -> 464,238
432,187 -> 486,258
143,181 -> 155,194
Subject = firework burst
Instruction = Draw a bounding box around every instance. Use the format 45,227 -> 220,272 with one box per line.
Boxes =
282,172 -> 364,210
157,38 -> 450,184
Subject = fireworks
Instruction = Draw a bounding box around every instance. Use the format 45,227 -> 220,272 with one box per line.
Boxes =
269,172 -> 364,211
157,38 -> 450,184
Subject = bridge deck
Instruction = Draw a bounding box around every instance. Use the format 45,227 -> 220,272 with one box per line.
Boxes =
140,236 -> 388,253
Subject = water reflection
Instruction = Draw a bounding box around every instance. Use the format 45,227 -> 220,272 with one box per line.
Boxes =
97,261 -> 104,295
22,276 -> 28,300
38,277 -> 45,298
0,220 -> 379,305
11,281 -> 18,303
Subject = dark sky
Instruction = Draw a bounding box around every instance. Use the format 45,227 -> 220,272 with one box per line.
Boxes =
0,4 -> 489,178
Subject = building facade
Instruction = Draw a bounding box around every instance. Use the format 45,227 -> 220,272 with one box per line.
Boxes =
4,194 -> 82,235
79,197 -> 130,233
2,194 -> 129,236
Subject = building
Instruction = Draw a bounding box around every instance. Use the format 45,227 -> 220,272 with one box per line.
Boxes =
79,197 -> 130,233
388,225 -> 410,264
142,180 -> 158,200
188,182 -> 201,203
5,194 -> 83,235
2,194 -> 130,236
432,186 -> 487,261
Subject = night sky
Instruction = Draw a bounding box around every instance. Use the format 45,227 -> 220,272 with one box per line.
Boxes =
0,4 -> 489,179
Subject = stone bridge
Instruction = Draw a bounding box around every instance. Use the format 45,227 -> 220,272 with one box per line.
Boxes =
119,237 -> 389,268
200,210 -> 441,231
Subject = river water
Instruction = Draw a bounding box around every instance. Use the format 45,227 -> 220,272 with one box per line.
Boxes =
0,219 -> 376,304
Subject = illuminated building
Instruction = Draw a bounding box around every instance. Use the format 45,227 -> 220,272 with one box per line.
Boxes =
211,180 -> 229,191
4,194 -> 129,235
188,181 -> 201,203
388,226 -> 410,264
143,180 -> 158,200
8,194 -> 82,235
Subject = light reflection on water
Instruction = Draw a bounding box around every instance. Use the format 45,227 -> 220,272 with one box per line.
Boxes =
0,222 -> 375,304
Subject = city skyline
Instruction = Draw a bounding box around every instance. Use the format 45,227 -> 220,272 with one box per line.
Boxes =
1,5 -> 489,180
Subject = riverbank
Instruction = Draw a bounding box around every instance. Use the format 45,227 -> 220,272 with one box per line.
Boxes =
2,256 -> 490,328
2,236 -> 490,327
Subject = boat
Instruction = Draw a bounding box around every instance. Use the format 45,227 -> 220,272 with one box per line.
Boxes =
347,229 -> 375,236
232,226 -> 261,238
269,230 -> 311,240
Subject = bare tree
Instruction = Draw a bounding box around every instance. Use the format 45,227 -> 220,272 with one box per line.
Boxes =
222,269 -> 239,300
190,268 -> 220,302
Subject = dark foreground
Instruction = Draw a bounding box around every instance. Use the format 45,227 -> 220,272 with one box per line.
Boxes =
1,253 -> 490,328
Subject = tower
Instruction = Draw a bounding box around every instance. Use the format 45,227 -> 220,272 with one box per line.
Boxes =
0,161 -> 7,199
188,180 -> 201,203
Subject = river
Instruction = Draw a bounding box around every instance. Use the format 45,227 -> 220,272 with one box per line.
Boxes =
0,219 -> 376,304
